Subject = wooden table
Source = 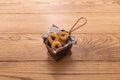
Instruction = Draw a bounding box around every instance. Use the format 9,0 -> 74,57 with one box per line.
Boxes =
0,0 -> 120,80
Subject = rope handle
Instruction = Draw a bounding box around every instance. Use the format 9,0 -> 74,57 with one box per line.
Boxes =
69,17 -> 87,34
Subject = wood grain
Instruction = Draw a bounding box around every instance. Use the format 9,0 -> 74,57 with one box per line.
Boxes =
0,33 -> 119,61
0,73 -> 120,80
0,13 -> 120,33
0,61 -> 120,74
0,0 -> 120,80
0,0 -> 120,13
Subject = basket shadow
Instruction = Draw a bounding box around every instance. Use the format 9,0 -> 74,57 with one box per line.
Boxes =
46,51 -> 73,77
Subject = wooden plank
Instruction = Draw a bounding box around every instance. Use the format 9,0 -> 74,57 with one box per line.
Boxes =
0,0 -> 120,13
0,13 -> 120,33
0,73 -> 120,80
0,33 -> 119,61
0,61 -> 120,74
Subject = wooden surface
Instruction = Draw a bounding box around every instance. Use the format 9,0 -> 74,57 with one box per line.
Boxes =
0,0 -> 120,80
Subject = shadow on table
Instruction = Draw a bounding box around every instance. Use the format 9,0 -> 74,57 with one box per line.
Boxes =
46,51 -> 74,79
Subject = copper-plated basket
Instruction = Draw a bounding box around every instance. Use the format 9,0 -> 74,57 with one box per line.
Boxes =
42,17 -> 87,61
44,37 -> 73,61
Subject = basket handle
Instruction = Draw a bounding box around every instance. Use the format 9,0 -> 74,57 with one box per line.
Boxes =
69,17 -> 87,34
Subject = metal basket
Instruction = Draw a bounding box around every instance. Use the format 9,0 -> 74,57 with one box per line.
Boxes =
43,36 -> 76,61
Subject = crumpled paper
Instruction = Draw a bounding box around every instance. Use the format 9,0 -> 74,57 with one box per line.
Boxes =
42,24 -> 77,54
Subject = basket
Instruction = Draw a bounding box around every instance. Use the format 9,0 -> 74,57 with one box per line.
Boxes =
43,35 -> 77,61
42,17 -> 87,61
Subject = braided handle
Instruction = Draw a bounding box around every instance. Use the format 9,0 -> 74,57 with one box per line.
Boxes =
69,17 -> 87,34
